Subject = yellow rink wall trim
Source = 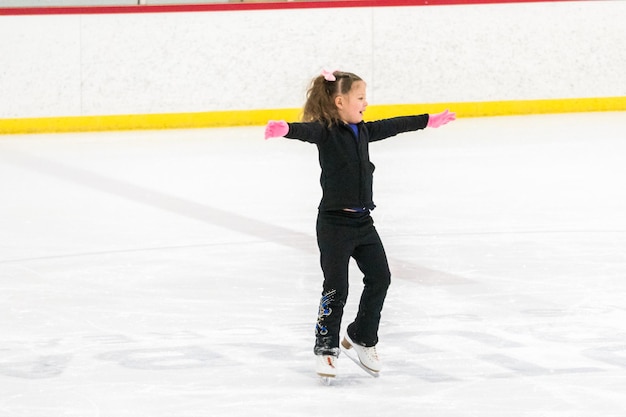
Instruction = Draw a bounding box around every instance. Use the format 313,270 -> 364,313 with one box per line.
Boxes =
1,96 -> 625,134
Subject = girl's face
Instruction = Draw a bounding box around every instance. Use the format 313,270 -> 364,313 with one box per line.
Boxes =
336,81 -> 368,124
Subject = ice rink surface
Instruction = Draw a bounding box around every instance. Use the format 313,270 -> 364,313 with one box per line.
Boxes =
1,112 -> 625,416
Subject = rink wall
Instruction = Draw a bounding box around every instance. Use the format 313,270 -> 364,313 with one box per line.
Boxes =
1,0 -> 625,134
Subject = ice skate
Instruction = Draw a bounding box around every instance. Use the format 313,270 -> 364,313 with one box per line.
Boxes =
316,354 -> 338,383
341,334 -> 381,373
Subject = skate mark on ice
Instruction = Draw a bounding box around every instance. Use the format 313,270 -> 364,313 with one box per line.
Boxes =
2,148 -> 471,286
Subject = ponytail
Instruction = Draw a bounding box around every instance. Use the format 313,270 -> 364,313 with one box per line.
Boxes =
302,71 -> 363,126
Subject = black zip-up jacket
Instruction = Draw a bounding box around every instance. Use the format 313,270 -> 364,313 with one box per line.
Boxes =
284,115 -> 429,211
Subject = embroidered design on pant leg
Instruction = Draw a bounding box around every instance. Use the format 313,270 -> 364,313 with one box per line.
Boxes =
315,289 -> 336,336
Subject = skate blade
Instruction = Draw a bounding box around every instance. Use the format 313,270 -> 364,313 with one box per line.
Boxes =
341,345 -> 380,378
318,375 -> 335,385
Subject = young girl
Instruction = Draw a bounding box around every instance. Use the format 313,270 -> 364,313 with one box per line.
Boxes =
264,69 -> 455,378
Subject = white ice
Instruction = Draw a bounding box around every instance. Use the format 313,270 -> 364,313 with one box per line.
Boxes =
1,112 -> 625,416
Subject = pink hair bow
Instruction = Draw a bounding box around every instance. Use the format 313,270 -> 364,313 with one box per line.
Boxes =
322,69 -> 339,81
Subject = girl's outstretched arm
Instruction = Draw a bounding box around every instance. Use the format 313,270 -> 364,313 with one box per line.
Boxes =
264,120 -> 325,144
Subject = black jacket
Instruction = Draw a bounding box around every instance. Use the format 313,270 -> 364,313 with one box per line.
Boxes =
285,115 -> 429,211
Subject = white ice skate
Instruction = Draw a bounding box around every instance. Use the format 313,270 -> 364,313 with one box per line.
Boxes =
316,354 -> 338,384
341,335 -> 381,374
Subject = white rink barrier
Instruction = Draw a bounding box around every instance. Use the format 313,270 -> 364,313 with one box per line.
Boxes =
0,0 -> 625,133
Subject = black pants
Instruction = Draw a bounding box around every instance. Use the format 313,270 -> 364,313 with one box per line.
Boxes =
314,210 -> 391,355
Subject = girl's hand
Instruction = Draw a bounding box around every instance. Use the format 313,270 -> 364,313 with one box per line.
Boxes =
427,110 -> 456,128
264,120 -> 289,139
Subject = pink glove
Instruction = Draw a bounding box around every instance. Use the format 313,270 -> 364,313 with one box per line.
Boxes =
264,120 -> 289,139
427,109 -> 456,128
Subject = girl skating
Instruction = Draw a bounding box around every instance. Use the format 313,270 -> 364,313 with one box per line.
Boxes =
264,69 -> 455,380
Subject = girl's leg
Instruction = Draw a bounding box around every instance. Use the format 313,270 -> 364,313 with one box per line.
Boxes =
347,225 -> 391,347
315,212 -> 353,355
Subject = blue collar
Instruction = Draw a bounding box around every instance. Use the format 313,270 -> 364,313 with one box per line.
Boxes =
348,123 -> 359,139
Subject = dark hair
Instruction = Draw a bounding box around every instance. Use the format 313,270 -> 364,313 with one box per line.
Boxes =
302,71 -> 363,126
